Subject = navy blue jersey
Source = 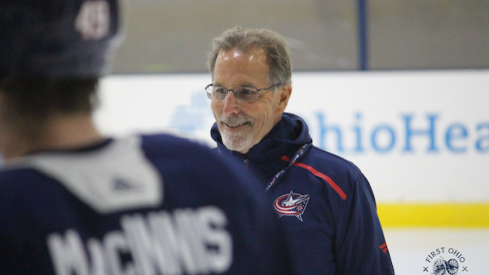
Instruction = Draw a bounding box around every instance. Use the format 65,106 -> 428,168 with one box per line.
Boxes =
0,134 -> 293,275
212,113 -> 395,275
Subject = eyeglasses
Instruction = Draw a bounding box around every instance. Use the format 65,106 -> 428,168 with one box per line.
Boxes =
205,83 -> 281,102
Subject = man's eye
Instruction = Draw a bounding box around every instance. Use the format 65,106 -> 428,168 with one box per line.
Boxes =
214,88 -> 227,94
240,88 -> 256,95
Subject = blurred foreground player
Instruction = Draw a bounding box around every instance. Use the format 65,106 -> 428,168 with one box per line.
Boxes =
0,1 -> 292,274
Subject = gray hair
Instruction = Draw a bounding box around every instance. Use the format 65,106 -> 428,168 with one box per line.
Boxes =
207,26 -> 292,86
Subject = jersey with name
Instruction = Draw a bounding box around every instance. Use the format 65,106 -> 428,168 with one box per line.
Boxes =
0,134 -> 292,275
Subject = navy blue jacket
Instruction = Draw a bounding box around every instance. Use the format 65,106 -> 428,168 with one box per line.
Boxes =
212,113 -> 395,275
0,134 -> 293,275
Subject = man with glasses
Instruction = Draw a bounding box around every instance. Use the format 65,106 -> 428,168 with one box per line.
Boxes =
206,26 -> 395,274
0,2 -> 294,274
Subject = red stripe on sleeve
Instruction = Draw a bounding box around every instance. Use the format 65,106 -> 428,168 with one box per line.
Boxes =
282,155 -> 347,200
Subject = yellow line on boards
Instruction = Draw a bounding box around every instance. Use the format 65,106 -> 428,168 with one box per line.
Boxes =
377,203 -> 489,228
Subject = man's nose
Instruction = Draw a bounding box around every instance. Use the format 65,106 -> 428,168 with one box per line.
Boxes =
222,91 -> 240,116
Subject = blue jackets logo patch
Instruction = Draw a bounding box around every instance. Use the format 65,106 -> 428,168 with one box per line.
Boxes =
273,191 -> 310,221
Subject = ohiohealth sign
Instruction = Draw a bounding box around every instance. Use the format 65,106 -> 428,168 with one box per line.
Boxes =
96,70 -> 489,207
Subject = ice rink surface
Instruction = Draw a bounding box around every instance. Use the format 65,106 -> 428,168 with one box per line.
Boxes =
384,228 -> 489,274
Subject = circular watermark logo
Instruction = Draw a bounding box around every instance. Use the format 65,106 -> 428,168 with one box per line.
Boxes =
423,247 -> 469,274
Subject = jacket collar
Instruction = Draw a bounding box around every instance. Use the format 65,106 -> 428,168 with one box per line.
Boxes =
211,113 -> 312,182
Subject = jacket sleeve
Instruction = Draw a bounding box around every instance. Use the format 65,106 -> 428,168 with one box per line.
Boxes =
334,171 -> 395,274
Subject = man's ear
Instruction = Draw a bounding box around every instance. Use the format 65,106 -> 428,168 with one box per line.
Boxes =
278,84 -> 292,111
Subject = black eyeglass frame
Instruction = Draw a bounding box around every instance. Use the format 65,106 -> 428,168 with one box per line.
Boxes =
205,83 -> 282,102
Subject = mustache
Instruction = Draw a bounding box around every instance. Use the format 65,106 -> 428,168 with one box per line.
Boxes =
219,114 -> 251,126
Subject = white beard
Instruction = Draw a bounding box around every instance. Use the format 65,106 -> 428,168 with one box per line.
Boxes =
221,129 -> 253,153
218,115 -> 253,153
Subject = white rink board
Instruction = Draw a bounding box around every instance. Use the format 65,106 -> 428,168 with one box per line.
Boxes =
95,70 -> 489,203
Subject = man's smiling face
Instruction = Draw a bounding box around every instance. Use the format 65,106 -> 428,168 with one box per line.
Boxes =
211,47 -> 285,154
